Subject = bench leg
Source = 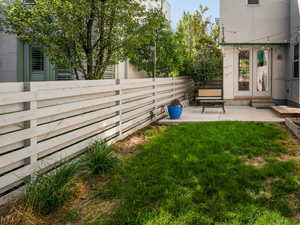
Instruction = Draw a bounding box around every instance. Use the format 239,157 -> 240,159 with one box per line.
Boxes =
222,104 -> 226,113
202,106 -> 205,113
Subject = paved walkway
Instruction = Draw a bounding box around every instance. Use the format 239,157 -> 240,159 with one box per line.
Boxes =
159,106 -> 284,124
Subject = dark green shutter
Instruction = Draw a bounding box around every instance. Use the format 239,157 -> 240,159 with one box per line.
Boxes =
30,47 -> 46,81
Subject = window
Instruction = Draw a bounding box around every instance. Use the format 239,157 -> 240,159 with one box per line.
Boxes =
294,44 -> 299,78
256,50 -> 269,92
23,0 -> 35,5
31,47 -> 44,72
238,51 -> 250,91
248,0 -> 259,4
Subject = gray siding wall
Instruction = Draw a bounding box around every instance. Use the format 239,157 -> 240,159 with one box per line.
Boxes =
0,33 -> 18,82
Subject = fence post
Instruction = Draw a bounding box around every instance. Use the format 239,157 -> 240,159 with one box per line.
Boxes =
24,82 -> 38,181
172,77 -> 176,100
116,79 -> 123,140
153,78 -> 157,118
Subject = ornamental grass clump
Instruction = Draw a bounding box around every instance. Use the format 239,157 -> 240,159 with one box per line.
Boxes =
82,141 -> 118,175
23,162 -> 79,215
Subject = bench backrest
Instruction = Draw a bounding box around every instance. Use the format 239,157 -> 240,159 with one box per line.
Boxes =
197,89 -> 223,99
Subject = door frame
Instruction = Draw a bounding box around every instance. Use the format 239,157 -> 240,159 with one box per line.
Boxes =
252,47 -> 272,97
235,48 -> 253,97
234,47 -> 272,98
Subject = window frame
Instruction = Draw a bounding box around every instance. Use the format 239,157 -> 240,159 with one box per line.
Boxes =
248,0 -> 259,5
238,50 -> 251,91
294,44 -> 299,78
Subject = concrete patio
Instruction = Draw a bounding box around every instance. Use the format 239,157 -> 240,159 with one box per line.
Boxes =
159,106 -> 285,124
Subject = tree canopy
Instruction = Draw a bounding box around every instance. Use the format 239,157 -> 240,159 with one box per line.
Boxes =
126,9 -> 183,77
1,0 -> 144,79
176,5 -> 222,82
0,1 -> 222,80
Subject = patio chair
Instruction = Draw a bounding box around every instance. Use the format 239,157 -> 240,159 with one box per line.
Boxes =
195,89 -> 226,113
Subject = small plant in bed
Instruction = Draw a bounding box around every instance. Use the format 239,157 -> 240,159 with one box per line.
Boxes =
23,161 -> 78,215
82,141 -> 119,175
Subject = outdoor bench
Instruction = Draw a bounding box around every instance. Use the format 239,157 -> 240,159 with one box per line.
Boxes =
195,89 -> 225,113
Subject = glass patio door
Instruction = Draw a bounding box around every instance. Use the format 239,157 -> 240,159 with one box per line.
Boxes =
253,49 -> 272,97
236,49 -> 253,96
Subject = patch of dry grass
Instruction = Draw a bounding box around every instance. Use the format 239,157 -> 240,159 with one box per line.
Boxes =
0,207 -> 45,225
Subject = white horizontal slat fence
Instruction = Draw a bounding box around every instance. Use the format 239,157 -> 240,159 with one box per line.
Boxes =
0,77 -> 192,204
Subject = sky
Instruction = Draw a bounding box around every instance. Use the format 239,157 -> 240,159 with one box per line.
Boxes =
168,0 -> 219,30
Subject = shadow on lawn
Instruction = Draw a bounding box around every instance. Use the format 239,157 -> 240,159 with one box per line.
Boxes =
102,122 -> 300,225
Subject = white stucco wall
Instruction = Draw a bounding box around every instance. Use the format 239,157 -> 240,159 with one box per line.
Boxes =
272,47 -> 288,100
222,46 -> 288,100
220,0 -> 290,44
223,46 -> 235,100
0,33 -> 18,82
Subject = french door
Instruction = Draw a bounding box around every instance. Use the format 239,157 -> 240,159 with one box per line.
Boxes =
253,49 -> 272,97
236,48 -> 272,98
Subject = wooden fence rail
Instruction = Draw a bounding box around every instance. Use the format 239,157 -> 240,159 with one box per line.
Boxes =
0,77 -> 192,204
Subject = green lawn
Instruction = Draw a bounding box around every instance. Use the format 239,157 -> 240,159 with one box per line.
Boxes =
103,122 -> 300,225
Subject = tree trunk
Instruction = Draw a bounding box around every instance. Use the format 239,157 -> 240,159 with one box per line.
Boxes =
85,0 -> 96,79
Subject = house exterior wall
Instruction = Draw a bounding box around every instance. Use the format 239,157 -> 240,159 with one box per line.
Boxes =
223,46 -> 235,100
272,47 -> 289,100
222,45 -> 288,102
220,0 -> 290,105
162,0 -> 171,21
288,0 -> 300,104
220,0 -> 290,44
0,33 -> 18,82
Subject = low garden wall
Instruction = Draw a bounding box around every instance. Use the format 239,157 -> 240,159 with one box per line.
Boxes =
0,77 -> 192,204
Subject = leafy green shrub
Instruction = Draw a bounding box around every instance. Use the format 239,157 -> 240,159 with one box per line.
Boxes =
82,141 -> 118,175
23,162 -> 78,215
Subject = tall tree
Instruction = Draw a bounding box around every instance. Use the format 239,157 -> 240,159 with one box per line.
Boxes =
176,5 -> 222,81
126,9 -> 183,77
1,0 -> 144,79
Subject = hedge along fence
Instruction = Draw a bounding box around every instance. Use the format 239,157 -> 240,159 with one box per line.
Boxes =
0,77 -> 192,204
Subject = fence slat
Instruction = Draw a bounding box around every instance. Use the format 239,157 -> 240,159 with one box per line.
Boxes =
0,77 -> 191,203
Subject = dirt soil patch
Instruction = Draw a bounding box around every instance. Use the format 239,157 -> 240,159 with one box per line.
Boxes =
113,125 -> 167,157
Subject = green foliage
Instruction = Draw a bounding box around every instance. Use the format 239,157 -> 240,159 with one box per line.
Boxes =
188,57 -> 223,82
1,0 -> 144,79
23,162 -> 79,215
67,208 -> 80,221
176,6 -> 223,81
149,111 -> 156,120
82,141 -> 118,175
104,122 -> 299,225
144,129 -> 155,137
127,9 -> 183,77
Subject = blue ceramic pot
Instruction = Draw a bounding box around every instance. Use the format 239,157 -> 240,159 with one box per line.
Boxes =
167,105 -> 183,119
